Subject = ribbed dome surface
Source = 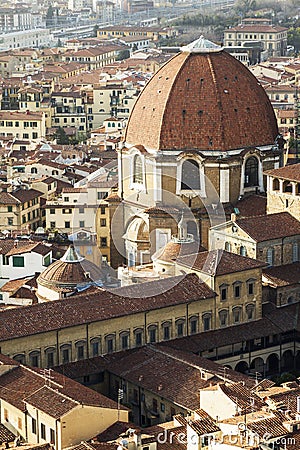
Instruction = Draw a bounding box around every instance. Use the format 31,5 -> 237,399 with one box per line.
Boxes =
37,246 -> 105,291
125,49 -> 278,152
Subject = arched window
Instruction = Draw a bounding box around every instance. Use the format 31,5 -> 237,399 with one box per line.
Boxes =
202,313 -> 212,331
45,347 -> 56,367
90,337 -> 101,357
175,318 -> 185,337
225,242 -> 231,252
162,321 -> 171,340
31,167 -> 37,174
232,307 -> 242,324
105,334 -> 115,353
293,242 -> 299,262
240,246 -> 247,257
148,325 -> 157,344
266,248 -> 274,266
75,340 -> 86,360
181,159 -> 200,191
189,315 -> 198,334
29,350 -> 41,367
60,344 -> 71,364
13,354 -> 25,364
246,304 -> 255,321
134,328 -> 143,347
219,309 -> 228,327
244,157 -> 258,187
133,154 -> 143,184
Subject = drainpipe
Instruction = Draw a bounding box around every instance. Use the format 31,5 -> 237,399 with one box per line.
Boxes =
55,419 -> 59,450
24,409 -> 28,442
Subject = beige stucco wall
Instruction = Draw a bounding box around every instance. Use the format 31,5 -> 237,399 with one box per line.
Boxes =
61,405 -> 128,448
1,296 -> 215,368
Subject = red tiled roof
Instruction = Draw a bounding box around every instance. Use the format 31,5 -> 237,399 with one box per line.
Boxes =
219,382 -> 264,412
125,50 -> 278,152
6,242 -> 51,257
263,262 -> 300,287
0,274 -> 215,341
229,24 -> 287,32
0,191 -> 19,205
12,188 -> 43,203
233,194 -> 267,217
247,416 -> 288,439
177,250 -> 266,276
0,357 -> 125,416
92,346 -> 256,411
236,212 -> 300,242
265,163 -> 300,183
0,424 -> 15,442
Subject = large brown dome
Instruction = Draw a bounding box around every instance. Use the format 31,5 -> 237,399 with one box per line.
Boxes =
125,38 -> 278,152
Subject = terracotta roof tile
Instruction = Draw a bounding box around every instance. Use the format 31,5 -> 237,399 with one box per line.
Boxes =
236,212 -> 300,242
125,50 -> 278,151
0,424 -> 15,442
0,274 -> 215,341
12,188 -> 43,203
177,250 -> 266,276
263,262 -> 300,287
79,346 -> 257,412
6,242 -> 51,257
219,383 -> 264,412
233,194 -> 267,217
0,358 -> 125,415
265,163 -> 300,183
247,416 -> 289,439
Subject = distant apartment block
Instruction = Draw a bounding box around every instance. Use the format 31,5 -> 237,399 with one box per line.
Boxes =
0,28 -> 52,51
0,111 -> 46,140
0,8 -> 33,32
97,25 -> 177,41
224,18 -> 288,60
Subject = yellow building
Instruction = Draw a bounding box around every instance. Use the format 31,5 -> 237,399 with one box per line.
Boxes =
0,187 -> 43,232
0,273 -> 216,368
0,110 -> 46,140
266,163 -> 300,222
175,250 -> 265,328
224,18 -> 288,58
0,354 -> 128,450
209,212 -> 300,267
97,26 -> 176,41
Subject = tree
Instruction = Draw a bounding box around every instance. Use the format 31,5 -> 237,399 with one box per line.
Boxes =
55,127 -> 69,145
93,24 -> 99,38
288,28 -> 300,53
116,49 -> 130,61
46,5 -> 54,28
235,0 -> 257,15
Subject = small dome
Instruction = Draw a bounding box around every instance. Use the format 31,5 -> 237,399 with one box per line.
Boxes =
37,245 -> 106,294
152,240 -> 201,263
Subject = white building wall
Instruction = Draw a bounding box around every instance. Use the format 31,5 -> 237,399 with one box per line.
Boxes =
1,250 -> 51,281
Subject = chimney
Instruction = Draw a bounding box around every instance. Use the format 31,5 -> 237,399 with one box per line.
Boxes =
14,239 -> 19,248
231,212 -> 236,222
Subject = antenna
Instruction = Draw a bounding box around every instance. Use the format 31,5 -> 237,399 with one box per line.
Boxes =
42,368 -> 53,387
